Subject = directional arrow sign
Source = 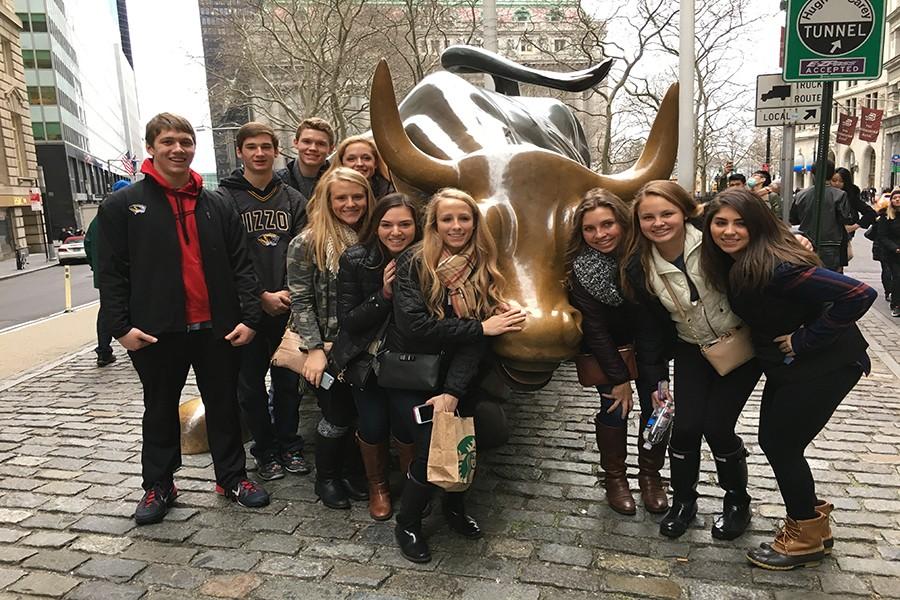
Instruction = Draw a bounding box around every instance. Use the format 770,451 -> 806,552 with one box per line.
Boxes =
784,0 -> 885,81
755,74 -> 823,126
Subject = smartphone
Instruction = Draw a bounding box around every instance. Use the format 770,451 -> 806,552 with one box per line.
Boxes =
320,371 -> 335,390
413,403 -> 434,425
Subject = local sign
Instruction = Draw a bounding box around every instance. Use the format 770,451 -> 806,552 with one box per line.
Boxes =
783,0 -> 885,82
755,73 -> 823,126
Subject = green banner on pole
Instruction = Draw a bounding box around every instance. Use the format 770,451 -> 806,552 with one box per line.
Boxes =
783,0 -> 886,82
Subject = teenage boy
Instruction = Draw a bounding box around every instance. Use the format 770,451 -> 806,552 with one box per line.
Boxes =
220,122 -> 309,480
277,117 -> 335,198
98,112 -> 269,525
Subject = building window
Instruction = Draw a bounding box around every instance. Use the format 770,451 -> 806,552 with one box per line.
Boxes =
554,39 -> 566,52
2,40 -> 14,76
515,8 -> 530,22
32,122 -> 45,141
16,12 -> 29,31
23,49 -> 52,69
27,86 -> 40,104
519,39 -> 531,52
549,8 -> 563,21
40,86 -> 56,104
30,13 -> 48,32
44,121 -> 62,141
11,115 -> 29,177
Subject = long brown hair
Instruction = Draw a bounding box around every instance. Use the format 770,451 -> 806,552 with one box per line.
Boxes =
701,187 -> 821,294
357,192 -> 422,268
620,180 -> 700,299
563,188 -> 630,283
415,188 -> 507,319
301,167 -> 374,272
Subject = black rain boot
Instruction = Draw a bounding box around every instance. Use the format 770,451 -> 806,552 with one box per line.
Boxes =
314,433 -> 350,509
711,440 -> 752,541
443,491 -> 482,539
659,446 -> 700,539
395,475 -> 434,563
341,431 -> 369,501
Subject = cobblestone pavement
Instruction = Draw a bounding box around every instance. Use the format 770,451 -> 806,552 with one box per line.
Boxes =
1,307 -> 899,599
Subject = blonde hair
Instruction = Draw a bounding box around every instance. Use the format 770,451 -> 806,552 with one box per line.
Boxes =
416,188 -> 507,319
888,189 -> 900,220
302,167 -> 374,271
324,135 -> 392,184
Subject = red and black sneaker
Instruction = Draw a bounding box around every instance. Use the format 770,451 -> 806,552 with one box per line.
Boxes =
134,482 -> 177,525
215,479 -> 270,508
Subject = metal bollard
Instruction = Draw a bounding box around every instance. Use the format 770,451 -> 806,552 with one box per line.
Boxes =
64,265 -> 73,312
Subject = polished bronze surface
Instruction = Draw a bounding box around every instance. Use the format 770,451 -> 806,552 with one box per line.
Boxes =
371,54 -> 678,389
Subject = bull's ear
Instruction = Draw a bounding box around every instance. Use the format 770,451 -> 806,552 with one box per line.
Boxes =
589,83 -> 679,201
370,59 -> 459,191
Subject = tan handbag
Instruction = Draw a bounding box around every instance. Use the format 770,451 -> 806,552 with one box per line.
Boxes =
271,327 -> 332,374
660,274 -> 754,376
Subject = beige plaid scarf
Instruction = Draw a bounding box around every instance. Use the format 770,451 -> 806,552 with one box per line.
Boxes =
436,247 -> 478,319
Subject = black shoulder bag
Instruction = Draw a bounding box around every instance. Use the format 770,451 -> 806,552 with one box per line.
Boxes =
338,316 -> 392,389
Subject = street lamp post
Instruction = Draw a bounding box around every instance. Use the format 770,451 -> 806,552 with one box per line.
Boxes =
677,0 -> 696,192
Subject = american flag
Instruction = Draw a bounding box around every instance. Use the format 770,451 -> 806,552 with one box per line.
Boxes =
120,152 -> 136,176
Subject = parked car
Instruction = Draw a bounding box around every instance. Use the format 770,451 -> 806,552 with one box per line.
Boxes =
58,235 -> 87,265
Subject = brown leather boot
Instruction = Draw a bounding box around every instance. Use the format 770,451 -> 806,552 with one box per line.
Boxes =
595,417 -> 635,515
637,420 -> 669,514
746,512 -> 827,570
357,435 -> 392,521
815,499 -> 834,554
392,438 -> 416,477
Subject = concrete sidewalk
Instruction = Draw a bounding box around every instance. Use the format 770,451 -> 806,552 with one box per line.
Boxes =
0,262 -> 898,598
0,253 -> 58,281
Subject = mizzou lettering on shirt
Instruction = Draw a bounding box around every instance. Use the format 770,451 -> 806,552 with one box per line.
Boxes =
241,209 -> 291,236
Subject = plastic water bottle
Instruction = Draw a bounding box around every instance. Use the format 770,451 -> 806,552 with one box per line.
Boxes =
643,381 -> 675,451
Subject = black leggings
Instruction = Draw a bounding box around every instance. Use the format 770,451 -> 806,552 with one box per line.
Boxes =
352,383 -> 414,445
758,364 -> 862,520
595,378 -> 655,427
671,341 -> 762,454
887,258 -> 900,308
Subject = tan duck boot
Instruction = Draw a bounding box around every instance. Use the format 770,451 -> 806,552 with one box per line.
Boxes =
746,512 -> 827,570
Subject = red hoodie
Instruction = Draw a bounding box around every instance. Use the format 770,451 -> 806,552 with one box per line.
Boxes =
140,159 -> 212,326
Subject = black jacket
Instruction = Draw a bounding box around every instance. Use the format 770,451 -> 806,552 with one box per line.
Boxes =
622,255 -> 677,384
97,178 -> 262,340
331,243 -> 393,371
567,277 -> 635,385
384,248 -> 485,399
276,159 -> 328,200
876,214 -> 900,261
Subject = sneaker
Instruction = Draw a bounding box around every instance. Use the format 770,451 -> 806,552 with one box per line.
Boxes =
134,482 -> 177,525
892,307 -> 900,318
279,450 -> 311,475
97,353 -> 116,367
216,479 -> 270,508
255,457 -> 285,481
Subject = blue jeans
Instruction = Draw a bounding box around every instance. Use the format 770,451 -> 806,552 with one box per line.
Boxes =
352,382 -> 413,445
594,378 -> 655,428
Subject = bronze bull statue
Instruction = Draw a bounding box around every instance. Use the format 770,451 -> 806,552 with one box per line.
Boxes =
371,47 -> 678,390
180,48 -> 678,454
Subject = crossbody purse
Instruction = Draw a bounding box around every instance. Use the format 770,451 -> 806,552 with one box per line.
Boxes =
574,346 -> 638,386
660,273 -> 754,376
377,350 -> 444,392
337,314 -> 392,389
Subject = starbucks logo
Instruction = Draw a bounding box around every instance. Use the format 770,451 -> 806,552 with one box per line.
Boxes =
457,435 -> 476,481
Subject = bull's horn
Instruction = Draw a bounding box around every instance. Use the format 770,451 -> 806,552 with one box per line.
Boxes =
370,59 -> 459,191
591,83 -> 679,201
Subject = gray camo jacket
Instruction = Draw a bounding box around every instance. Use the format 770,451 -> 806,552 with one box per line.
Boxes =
286,232 -> 339,349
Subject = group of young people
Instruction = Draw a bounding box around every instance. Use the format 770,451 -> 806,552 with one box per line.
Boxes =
98,112 -> 874,572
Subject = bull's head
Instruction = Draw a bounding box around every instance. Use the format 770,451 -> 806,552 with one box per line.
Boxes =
371,60 -> 677,388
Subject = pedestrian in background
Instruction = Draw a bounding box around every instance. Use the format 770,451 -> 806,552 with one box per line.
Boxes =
84,178 -> 131,367
875,190 -> 900,317
702,188 -> 874,570
831,167 -> 876,269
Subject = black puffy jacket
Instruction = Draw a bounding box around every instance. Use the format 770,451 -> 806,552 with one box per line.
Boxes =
622,254 -> 677,384
383,247 -> 486,399
567,277 -> 635,385
331,243 -> 393,371
876,214 -> 900,262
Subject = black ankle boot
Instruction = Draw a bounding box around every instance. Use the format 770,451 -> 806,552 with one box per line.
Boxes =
443,491 -> 482,539
711,441 -> 751,541
315,433 -> 350,509
340,431 -> 369,501
659,446 -> 699,539
395,475 -> 434,563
